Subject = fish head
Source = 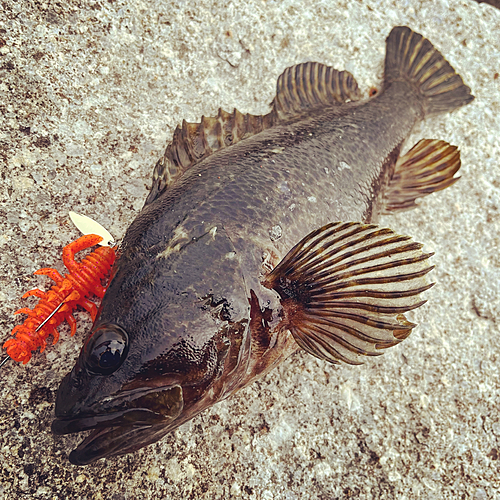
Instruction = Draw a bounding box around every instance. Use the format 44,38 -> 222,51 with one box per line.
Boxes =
52,223 -> 258,465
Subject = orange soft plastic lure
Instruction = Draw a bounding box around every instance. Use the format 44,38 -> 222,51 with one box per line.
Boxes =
4,234 -> 116,364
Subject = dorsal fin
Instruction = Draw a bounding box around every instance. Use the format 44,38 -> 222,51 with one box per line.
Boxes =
271,62 -> 361,120
144,62 -> 361,207
144,108 -> 277,206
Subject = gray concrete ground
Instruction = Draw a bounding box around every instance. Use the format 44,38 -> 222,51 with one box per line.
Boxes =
0,0 -> 499,498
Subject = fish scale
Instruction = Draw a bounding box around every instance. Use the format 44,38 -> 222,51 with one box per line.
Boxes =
132,85 -> 417,259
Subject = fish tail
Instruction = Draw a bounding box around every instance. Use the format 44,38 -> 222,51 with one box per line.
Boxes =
384,26 -> 474,115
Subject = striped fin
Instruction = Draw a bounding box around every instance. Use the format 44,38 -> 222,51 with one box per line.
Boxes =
383,139 -> 461,213
384,26 -> 474,115
145,62 -> 361,207
263,222 -> 434,365
144,108 -> 276,206
271,62 -> 361,120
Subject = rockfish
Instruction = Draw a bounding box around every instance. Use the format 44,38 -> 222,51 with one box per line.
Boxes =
52,26 -> 473,465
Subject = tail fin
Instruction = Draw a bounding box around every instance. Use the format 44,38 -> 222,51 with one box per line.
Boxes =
384,26 -> 474,116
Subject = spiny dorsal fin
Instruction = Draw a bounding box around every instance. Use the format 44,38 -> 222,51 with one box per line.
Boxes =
383,139 -> 461,213
144,62 -> 361,207
144,108 -> 277,206
263,222 -> 434,365
271,62 -> 361,120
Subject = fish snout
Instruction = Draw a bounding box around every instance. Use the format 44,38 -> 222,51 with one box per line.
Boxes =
53,366 -> 92,419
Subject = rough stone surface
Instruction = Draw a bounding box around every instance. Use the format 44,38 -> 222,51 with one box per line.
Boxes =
1,1 -> 499,498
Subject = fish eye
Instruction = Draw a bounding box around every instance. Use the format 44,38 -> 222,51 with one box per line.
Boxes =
83,324 -> 129,376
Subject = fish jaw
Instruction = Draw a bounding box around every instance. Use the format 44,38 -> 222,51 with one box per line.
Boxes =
51,354 -> 248,465
51,333 -> 229,465
56,364 -> 249,466
52,376 -> 185,465
65,420 -> 177,466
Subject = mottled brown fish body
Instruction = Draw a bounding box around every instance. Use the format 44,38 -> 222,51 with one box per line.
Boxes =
52,27 -> 473,465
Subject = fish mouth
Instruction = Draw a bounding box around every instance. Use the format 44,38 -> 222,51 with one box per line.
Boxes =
60,419 -> 175,466
52,385 -> 183,465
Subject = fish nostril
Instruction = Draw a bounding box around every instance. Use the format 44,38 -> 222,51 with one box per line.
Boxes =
54,366 -> 90,418
54,373 -> 74,418
71,373 -> 84,390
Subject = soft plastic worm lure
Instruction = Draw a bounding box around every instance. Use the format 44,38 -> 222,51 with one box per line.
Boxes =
2,214 -> 116,365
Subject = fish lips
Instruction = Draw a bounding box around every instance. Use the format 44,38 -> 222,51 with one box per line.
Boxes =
52,385 -> 184,465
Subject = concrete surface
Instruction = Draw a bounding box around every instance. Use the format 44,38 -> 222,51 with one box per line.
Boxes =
0,0 -> 499,498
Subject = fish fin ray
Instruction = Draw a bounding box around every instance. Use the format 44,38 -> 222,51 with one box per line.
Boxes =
145,62 -> 361,207
271,62 -> 362,120
384,26 -> 474,115
383,139 -> 461,213
263,222 -> 433,365
144,108 -> 277,206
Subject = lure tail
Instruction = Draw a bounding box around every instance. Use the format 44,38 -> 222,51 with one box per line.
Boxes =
3,234 -> 115,364
384,26 -> 474,115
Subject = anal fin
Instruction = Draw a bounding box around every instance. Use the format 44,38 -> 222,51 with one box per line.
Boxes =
263,222 -> 434,365
383,139 -> 461,213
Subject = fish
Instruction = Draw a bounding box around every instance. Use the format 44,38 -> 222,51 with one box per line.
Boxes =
51,26 -> 473,465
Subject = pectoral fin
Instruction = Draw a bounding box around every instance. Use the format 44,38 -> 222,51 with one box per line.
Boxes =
263,222 -> 434,365
384,139 -> 461,213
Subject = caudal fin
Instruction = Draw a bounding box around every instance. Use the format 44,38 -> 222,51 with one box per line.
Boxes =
384,26 -> 474,116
